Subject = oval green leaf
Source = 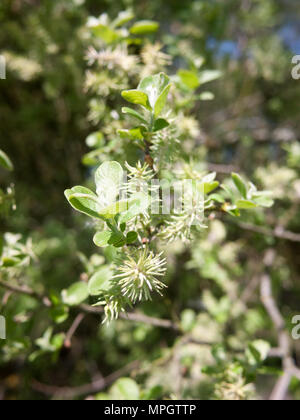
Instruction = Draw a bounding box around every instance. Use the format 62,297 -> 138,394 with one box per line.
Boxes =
63,282 -> 89,306
130,20 -> 159,35
88,267 -> 112,296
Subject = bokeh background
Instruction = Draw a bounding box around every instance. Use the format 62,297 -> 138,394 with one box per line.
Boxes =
0,0 -> 300,400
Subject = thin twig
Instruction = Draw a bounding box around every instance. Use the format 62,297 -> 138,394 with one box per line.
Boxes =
64,313 -> 85,348
79,304 -> 180,331
32,360 -> 140,400
0,277 -> 180,331
207,163 -> 239,174
0,277 -> 51,306
235,221 -> 300,243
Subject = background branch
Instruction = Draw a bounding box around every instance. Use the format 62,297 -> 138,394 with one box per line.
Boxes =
261,250 -> 300,400
31,360 -> 140,400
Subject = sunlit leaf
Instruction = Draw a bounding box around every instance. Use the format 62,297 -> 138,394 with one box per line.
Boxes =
98,200 -> 129,219
118,127 -> 145,141
138,73 -> 170,110
95,161 -> 124,207
130,20 -> 159,35
88,267 -> 112,296
121,90 -> 151,109
110,378 -> 140,400
236,199 -> 257,209
154,84 -> 171,117
113,11 -> 135,28
232,173 -> 248,199
119,193 -> 150,223
64,187 -> 102,219
0,149 -> 13,171
178,69 -> 200,89
198,70 -> 222,85
91,24 -> 120,43
93,231 -> 113,247
122,107 -> 148,124
62,282 -> 89,306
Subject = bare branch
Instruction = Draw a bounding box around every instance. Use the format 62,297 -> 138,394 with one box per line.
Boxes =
206,163 -> 240,174
0,276 -> 180,331
0,277 -> 51,307
64,313 -> 85,348
31,360 -> 140,400
79,303 -> 180,331
235,221 -> 300,243
260,250 -> 299,401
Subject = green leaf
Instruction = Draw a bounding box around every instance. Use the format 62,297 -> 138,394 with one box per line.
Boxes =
62,282 -> 89,306
93,231 -> 113,247
153,118 -> 170,132
223,203 -> 240,216
199,91 -> 214,101
122,107 -> 148,124
232,173 -> 248,198
126,231 -> 138,244
246,340 -> 271,366
113,11 -> 135,28
91,24 -> 120,44
236,199 -> 257,209
204,181 -> 220,194
252,192 -> 274,208
118,127 -> 145,141
0,149 -> 13,171
130,20 -> 159,35
98,200 -> 129,219
65,187 -> 102,219
107,231 -> 126,248
121,90 -> 151,109
154,84 -> 171,117
209,193 -> 225,203
142,385 -> 163,400
110,378 -> 140,400
138,73 -> 170,110
50,306 -> 69,324
1,256 -> 21,267
198,70 -> 222,85
199,173 -> 220,194
88,267 -> 112,296
95,161 -> 124,207
119,193 -> 150,223
51,333 -> 65,351
178,69 -> 200,89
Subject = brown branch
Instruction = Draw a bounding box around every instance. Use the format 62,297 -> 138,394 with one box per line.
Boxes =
234,221 -> 300,243
79,304 -> 180,331
206,163 -> 240,174
260,250 -> 300,401
64,313 -> 85,348
31,360 -> 139,400
0,277 -> 180,331
0,277 -> 51,307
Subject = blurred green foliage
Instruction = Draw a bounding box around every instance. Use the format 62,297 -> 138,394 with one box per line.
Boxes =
0,0 -> 300,401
